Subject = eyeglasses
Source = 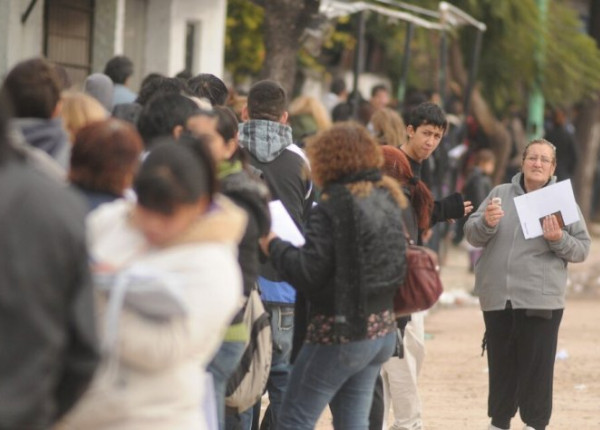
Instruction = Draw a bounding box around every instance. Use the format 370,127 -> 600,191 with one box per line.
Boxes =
524,156 -> 553,165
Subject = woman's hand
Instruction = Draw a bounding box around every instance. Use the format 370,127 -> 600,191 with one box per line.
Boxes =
259,231 -> 278,256
542,215 -> 563,242
484,198 -> 504,227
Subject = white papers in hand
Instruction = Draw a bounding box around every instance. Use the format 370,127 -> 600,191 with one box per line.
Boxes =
514,179 -> 580,239
269,200 -> 305,246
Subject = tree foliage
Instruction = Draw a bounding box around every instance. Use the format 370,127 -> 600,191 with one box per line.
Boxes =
225,0 -> 264,84
447,0 -> 600,112
543,0 -> 600,106
225,0 -> 600,112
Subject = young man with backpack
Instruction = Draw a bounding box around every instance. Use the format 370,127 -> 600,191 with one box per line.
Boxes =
239,80 -> 314,429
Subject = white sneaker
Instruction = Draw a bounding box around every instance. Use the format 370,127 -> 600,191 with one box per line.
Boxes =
488,425 -> 508,430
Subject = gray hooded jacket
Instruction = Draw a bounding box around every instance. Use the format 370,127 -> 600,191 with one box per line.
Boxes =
464,173 -> 590,311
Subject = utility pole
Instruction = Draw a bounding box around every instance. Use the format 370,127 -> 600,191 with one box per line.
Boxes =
527,0 -> 548,139
352,10 -> 366,118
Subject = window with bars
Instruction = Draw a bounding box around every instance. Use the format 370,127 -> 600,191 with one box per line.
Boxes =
44,0 -> 94,86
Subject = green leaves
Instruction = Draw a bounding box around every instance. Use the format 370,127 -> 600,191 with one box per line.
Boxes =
225,0 -> 600,109
225,0 -> 265,84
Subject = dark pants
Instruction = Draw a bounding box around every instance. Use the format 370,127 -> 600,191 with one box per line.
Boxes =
483,304 -> 563,430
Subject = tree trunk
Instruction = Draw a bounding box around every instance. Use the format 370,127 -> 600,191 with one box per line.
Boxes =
574,99 -> 600,221
255,0 -> 319,97
448,41 -> 513,185
572,0 -> 600,222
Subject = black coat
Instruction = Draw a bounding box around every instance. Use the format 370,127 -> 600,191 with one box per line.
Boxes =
0,157 -> 99,428
268,183 -> 406,342
220,169 -> 271,311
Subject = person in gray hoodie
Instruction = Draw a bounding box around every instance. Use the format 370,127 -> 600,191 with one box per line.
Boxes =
83,73 -> 114,113
0,57 -> 70,170
464,138 -> 590,430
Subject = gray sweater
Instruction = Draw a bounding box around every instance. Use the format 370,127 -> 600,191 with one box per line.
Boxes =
464,173 -> 590,311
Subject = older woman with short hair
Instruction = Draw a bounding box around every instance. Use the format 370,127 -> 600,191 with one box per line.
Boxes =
465,138 -> 591,430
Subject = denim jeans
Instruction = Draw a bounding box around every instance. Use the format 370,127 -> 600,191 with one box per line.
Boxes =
248,303 -> 294,430
207,340 -> 246,430
278,331 -> 396,430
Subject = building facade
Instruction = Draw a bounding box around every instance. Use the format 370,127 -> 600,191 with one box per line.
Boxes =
0,0 -> 227,91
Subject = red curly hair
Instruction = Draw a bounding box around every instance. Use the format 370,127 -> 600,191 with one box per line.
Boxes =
306,122 -> 383,187
381,145 -> 433,231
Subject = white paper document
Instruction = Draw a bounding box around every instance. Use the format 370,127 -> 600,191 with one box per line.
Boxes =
514,179 -> 580,239
269,200 -> 305,246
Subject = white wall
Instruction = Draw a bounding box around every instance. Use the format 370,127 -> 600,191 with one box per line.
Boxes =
145,0 -> 173,76
170,0 -> 227,77
0,0 -> 44,77
0,0 -> 227,82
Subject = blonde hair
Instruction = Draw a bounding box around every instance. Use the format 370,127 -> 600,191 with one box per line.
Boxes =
288,96 -> 332,132
370,107 -> 407,148
61,91 -> 107,143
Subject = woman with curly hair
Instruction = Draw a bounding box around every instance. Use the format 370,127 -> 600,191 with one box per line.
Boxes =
259,122 -> 408,430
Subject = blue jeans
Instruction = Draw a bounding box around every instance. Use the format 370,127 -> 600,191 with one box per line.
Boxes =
248,303 -> 294,430
277,332 -> 396,430
207,340 -> 246,430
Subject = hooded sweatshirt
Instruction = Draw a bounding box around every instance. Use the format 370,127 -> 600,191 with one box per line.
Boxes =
464,172 -> 590,311
11,117 -> 70,170
84,73 -> 114,113
239,119 -> 313,304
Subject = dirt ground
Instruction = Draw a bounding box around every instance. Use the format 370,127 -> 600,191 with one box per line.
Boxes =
311,225 -> 600,429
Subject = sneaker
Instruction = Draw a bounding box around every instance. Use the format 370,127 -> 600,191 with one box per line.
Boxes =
488,425 -> 508,430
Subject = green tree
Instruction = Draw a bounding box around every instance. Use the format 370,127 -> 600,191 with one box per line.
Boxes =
226,0 -> 319,96
225,0 -> 264,85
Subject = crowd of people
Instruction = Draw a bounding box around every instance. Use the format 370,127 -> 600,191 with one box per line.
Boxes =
0,54 -> 591,430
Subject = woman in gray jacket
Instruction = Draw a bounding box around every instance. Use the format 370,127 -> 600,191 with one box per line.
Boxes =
464,138 -> 590,430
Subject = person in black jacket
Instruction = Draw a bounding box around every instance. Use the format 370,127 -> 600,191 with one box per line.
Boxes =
239,80 -> 313,429
259,122 -> 407,430
0,92 -> 99,429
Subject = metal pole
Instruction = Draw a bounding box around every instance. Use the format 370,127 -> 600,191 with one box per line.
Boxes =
352,11 -> 366,117
396,21 -> 414,110
527,0 -> 548,139
438,29 -> 448,108
463,28 -> 483,117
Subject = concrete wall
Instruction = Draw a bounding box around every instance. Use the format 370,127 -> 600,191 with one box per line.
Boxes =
92,0 -> 119,74
0,0 -> 44,78
123,0 -> 148,90
145,0 -> 173,77
0,0 -> 227,85
169,0 -> 226,77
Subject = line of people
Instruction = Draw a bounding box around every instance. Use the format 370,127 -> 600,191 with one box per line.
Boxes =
0,55 -> 591,430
